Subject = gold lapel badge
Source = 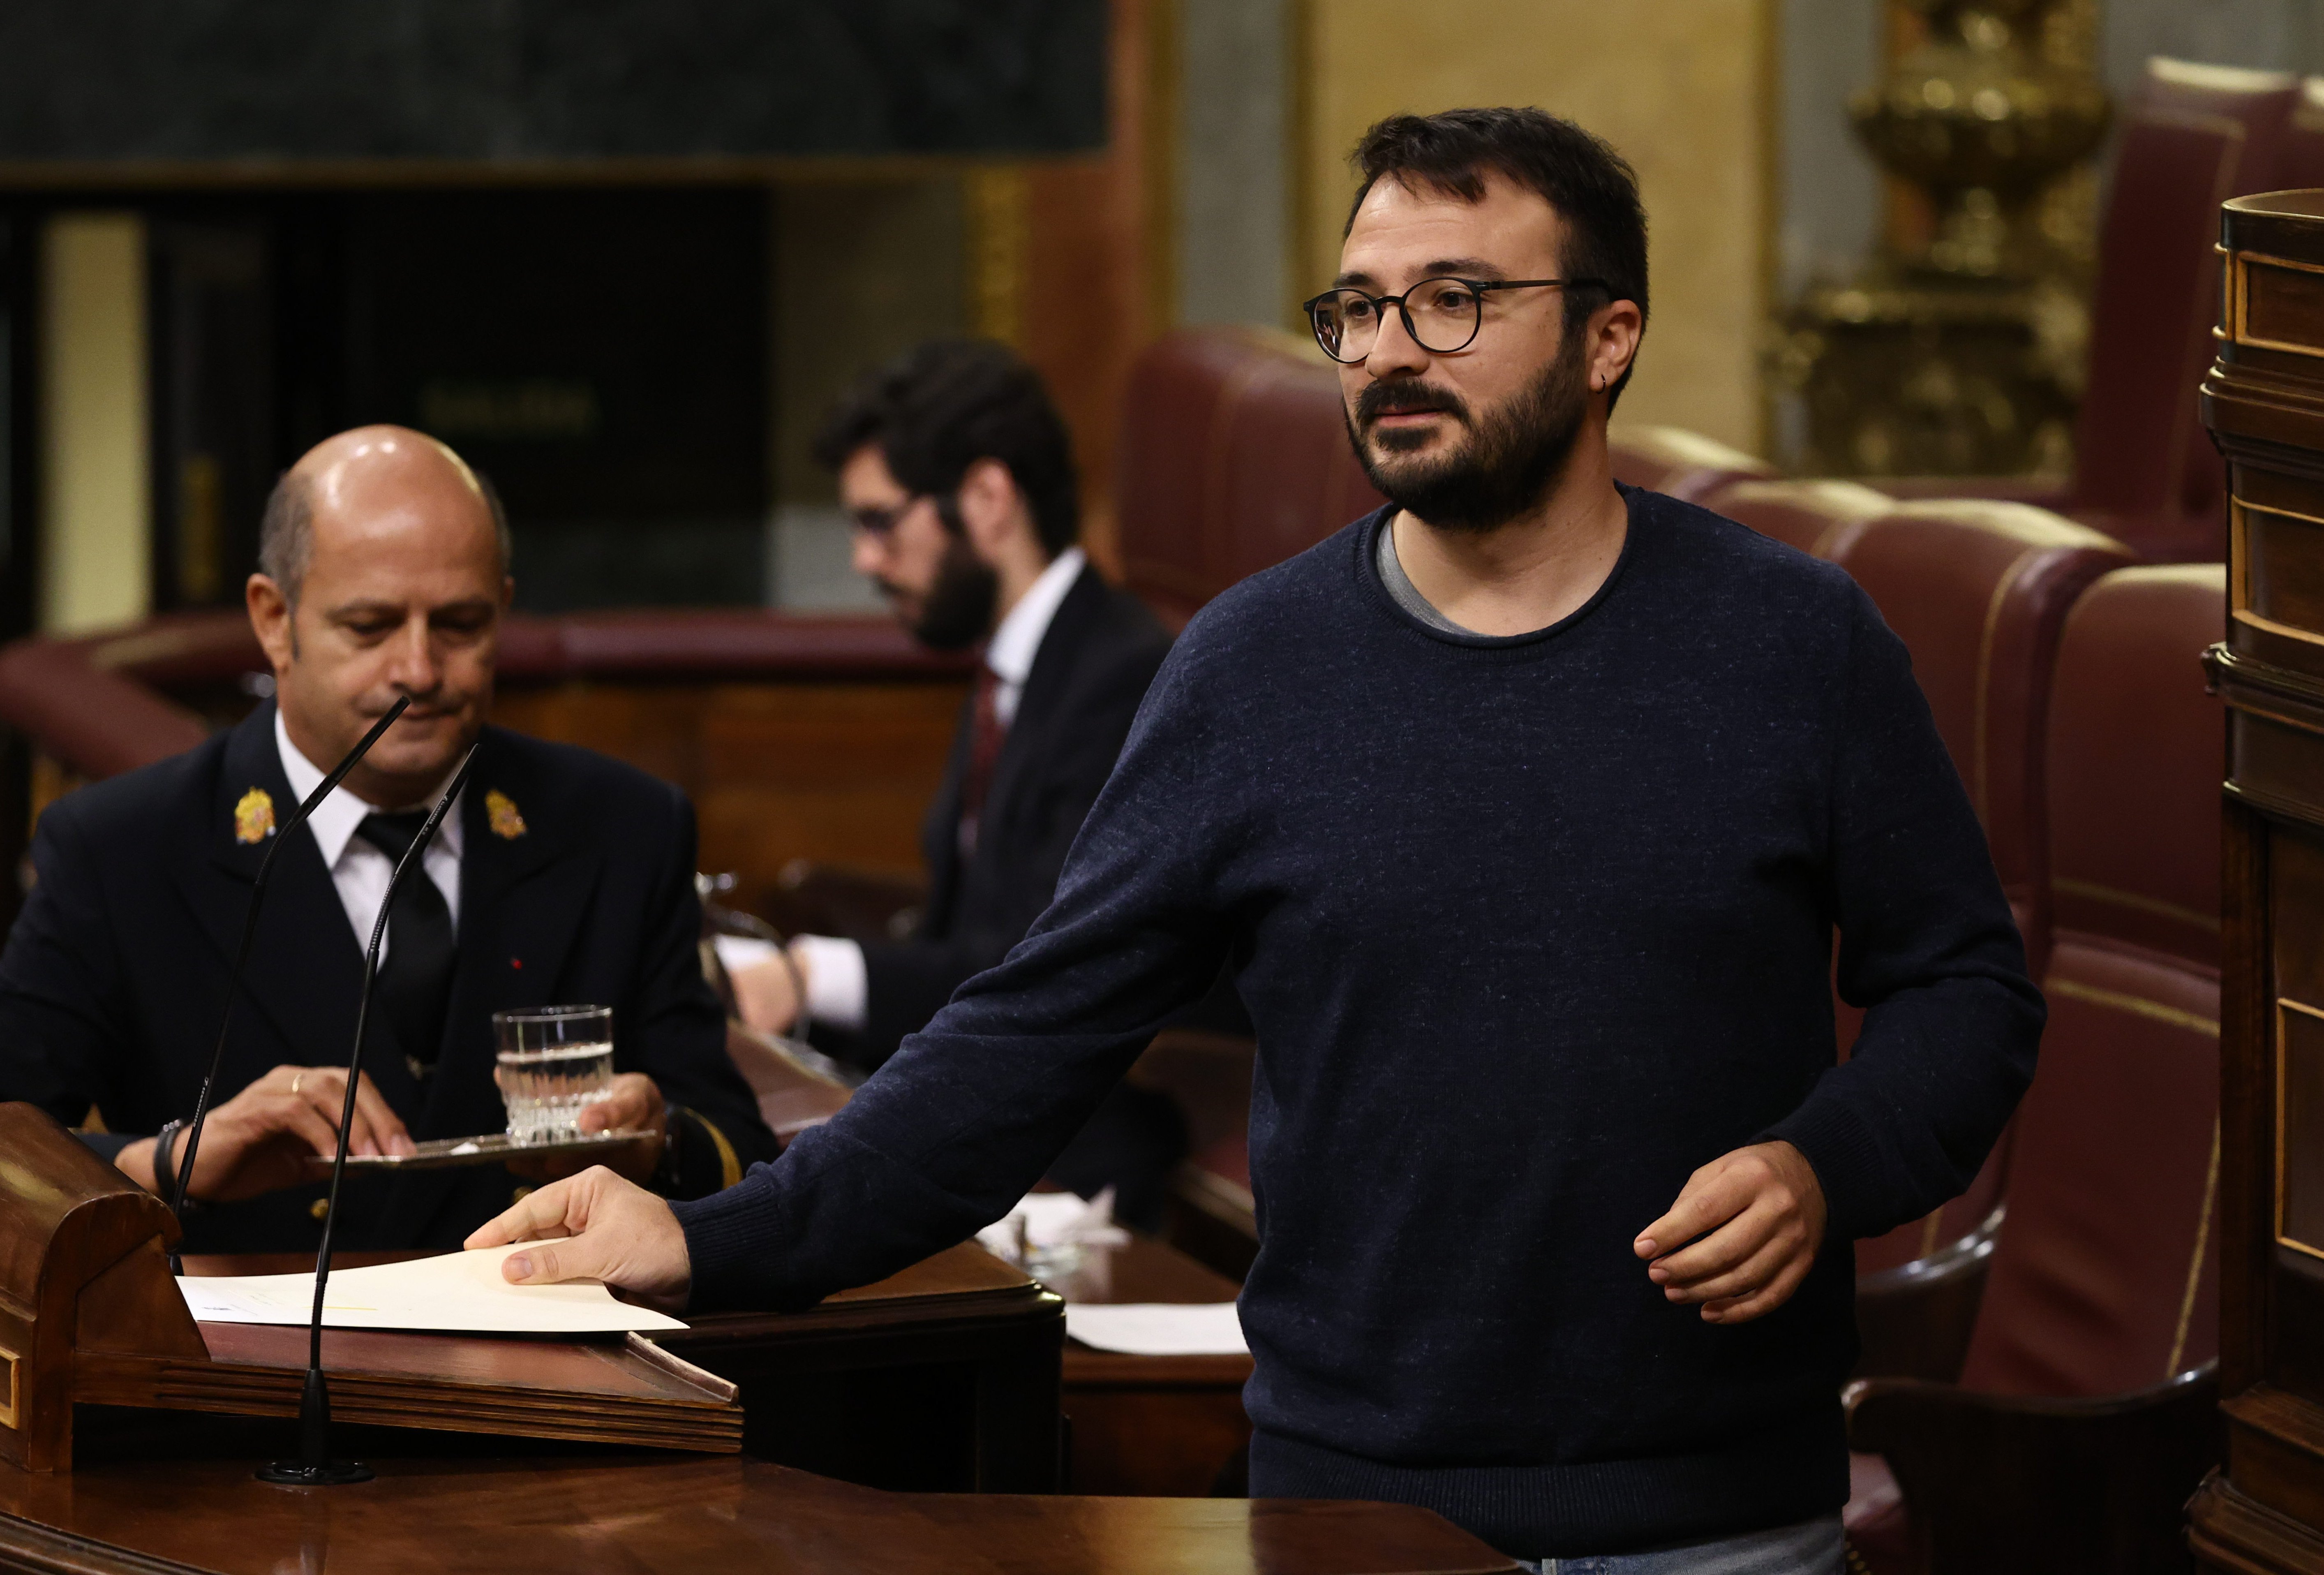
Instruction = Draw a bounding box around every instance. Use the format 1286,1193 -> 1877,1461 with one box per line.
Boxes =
232,787 -> 277,845
485,789 -> 528,840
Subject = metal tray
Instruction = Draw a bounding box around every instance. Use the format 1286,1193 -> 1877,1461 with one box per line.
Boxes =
300,1129 -> 652,1172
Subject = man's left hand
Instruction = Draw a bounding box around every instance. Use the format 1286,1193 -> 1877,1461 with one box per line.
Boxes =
505,1072 -> 665,1184
1634,1140 -> 1827,1325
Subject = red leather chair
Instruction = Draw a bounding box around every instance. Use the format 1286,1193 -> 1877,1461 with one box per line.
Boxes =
1612,485 -> 2134,1346
1605,425 -> 1775,502
1829,504 -> 2134,1367
1875,59 -> 2279,563
1700,477 -> 1890,560
1701,485 -> 2026,1347
1829,503 -> 2136,952
2140,58 -> 2302,191
2063,104 -> 2248,562
1845,564 -> 2227,1574
1116,328 -> 1384,631
1699,489 -> 2130,1348
2271,75 -> 2324,190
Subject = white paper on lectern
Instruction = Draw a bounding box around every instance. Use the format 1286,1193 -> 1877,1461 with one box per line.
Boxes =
176,1243 -> 686,1334
1063,1302 -> 1247,1356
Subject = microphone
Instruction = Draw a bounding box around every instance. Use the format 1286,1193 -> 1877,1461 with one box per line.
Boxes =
170,695 -> 413,1258
259,742 -> 476,1488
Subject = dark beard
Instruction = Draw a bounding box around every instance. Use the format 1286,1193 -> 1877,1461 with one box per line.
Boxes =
1347,340 -> 1589,534
903,532 -> 999,651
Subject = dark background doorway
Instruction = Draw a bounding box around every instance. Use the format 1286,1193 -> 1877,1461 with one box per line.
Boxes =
145,185 -> 770,614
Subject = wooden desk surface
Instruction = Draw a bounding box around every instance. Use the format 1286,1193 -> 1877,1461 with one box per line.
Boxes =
1040,1231 -> 1256,1496
1054,1231 -> 1254,1389
0,1451 -> 1518,1575
180,1242 -> 1067,1492
182,1240 -> 1056,1349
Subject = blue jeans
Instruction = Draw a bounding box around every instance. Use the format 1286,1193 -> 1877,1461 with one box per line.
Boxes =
1521,1514 -> 1846,1574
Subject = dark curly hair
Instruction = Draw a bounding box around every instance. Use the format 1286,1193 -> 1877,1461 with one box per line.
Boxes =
812,338 -> 1079,557
1347,107 -> 1649,405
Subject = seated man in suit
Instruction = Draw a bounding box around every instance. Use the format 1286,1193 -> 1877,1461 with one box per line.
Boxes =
0,425 -> 776,1252
719,340 -> 1191,1224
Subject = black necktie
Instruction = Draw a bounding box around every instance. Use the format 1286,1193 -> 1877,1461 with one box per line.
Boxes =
355,811 -> 456,1072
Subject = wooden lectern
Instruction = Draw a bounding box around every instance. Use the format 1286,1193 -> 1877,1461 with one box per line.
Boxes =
2195,190 -> 2324,1570
0,1102 -> 739,1471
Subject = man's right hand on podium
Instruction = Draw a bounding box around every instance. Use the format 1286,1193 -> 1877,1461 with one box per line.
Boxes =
125,1065 -> 415,1202
466,1164 -> 693,1313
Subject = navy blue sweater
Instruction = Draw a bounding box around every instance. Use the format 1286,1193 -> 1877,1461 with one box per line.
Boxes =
675,490 -> 2042,1554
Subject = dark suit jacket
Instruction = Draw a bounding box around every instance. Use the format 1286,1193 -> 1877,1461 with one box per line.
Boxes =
0,703 -> 777,1253
852,563 -> 1173,1064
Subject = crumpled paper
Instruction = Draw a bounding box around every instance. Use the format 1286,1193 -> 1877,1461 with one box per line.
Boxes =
976,1186 -> 1131,1266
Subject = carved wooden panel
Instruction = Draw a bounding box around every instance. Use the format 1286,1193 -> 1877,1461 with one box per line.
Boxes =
2281,1003 -> 2324,1263
2195,189 -> 2324,1572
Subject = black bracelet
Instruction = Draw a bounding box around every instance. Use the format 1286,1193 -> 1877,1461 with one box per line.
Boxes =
152,1118 -> 186,1204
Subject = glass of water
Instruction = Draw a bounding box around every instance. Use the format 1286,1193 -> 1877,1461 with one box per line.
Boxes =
493,1005 -> 615,1142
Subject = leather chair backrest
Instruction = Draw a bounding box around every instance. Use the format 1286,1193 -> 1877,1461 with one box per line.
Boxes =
1959,565 -> 2226,1396
1829,504 -> 2129,1281
2071,77 -> 2265,542
1606,426 -> 1776,503
1826,502 -> 2136,950
2139,58 -> 2301,191
1116,328 -> 1383,630
2273,76 -> 2324,192
2047,566 -> 2226,968
1699,478 -> 1890,560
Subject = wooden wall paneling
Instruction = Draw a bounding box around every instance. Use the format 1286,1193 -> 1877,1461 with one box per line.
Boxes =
1002,0 -> 1160,582
489,677 -> 968,907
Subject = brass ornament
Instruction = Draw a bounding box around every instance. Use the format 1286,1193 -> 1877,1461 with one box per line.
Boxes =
1776,0 -> 2107,479
233,787 -> 277,845
485,789 -> 528,840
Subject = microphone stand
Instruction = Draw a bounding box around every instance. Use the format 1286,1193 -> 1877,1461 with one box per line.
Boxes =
258,745 -> 476,1489
171,695 -> 413,1271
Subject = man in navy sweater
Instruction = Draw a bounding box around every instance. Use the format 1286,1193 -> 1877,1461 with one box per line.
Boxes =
474,109 -> 2041,1569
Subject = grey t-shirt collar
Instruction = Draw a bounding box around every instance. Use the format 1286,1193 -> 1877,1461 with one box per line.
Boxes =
1375,516 -> 1479,636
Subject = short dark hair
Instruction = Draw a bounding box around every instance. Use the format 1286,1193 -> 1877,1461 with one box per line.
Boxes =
1346,107 -> 1649,405
812,339 -> 1079,558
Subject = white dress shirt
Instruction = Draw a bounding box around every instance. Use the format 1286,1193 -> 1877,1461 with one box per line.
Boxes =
713,548 -> 1087,1032
982,546 -> 1084,727
276,709 -> 464,964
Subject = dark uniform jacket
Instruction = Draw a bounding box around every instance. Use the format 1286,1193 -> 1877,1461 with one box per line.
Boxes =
0,703 -> 776,1253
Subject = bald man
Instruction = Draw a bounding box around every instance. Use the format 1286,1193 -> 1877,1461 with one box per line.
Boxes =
0,426 -> 777,1253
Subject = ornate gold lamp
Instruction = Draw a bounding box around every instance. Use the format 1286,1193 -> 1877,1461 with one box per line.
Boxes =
1778,0 -> 2108,477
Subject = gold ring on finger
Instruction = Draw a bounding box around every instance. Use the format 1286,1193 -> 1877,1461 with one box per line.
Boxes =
291,1073 -> 304,1097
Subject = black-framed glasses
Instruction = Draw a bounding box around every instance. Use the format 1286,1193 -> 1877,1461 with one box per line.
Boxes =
850,495 -> 929,539
1301,276 -> 1606,363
